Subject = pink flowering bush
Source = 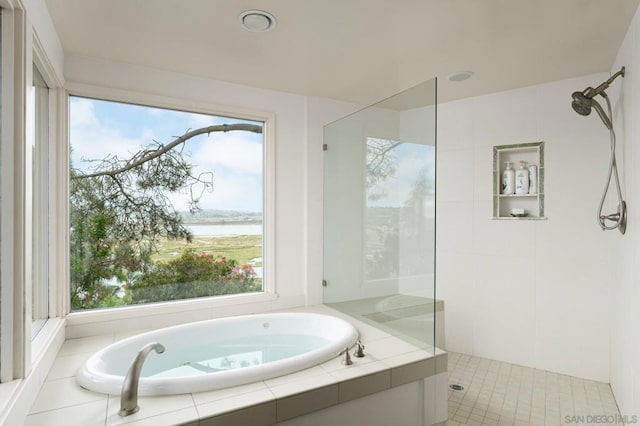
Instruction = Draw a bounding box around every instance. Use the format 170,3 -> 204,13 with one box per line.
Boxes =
130,249 -> 260,304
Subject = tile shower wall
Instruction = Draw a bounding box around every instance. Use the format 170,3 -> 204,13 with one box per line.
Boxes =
436,73 -> 620,383
609,1 -> 640,419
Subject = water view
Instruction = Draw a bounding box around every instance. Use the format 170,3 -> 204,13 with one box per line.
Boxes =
186,223 -> 262,236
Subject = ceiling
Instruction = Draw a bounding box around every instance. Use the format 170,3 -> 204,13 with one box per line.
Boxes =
44,0 -> 639,105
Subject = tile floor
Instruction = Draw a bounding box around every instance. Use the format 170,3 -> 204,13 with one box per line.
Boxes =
440,352 -> 622,426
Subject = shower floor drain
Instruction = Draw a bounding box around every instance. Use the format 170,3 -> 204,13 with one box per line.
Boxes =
450,384 -> 464,391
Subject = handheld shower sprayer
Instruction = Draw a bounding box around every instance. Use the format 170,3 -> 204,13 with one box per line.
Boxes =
570,66 -> 626,234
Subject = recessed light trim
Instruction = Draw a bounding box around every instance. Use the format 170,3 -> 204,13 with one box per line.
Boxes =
447,71 -> 475,82
239,10 -> 277,32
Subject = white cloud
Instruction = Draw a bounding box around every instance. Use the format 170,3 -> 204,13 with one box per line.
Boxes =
186,112 -> 218,129
70,101 -> 148,170
167,171 -> 262,212
190,132 -> 263,176
70,98 -> 99,127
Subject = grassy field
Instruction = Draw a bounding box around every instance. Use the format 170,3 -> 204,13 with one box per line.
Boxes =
152,235 -> 262,265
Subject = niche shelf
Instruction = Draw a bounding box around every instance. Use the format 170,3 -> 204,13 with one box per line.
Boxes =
493,142 -> 546,220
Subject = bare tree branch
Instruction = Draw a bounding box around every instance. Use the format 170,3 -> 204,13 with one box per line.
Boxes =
72,123 -> 263,180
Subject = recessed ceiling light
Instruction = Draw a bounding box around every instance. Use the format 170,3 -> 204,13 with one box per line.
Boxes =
447,71 -> 474,82
239,10 -> 277,32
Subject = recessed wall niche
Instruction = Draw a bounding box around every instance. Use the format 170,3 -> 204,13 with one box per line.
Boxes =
493,142 -> 546,220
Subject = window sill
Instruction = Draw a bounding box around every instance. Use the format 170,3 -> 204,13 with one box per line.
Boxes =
0,318 -> 65,425
65,291 -> 280,327
31,318 -> 66,365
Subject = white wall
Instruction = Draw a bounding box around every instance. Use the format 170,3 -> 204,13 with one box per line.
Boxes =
25,0 -> 64,77
437,73 -> 621,382
609,3 -> 640,418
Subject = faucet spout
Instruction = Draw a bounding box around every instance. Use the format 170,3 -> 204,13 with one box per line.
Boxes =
119,342 -> 165,417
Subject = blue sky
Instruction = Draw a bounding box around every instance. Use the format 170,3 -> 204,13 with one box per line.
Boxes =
69,96 -> 264,213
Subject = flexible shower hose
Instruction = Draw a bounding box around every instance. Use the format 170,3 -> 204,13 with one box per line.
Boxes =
597,95 -> 626,233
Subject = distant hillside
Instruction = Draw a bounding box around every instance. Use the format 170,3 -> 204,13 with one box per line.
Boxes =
180,209 -> 262,224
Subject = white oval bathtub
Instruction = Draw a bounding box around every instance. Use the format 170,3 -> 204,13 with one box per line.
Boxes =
76,312 -> 358,396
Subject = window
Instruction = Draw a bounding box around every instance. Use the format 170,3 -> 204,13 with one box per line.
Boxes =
69,96 -> 265,311
30,65 -> 49,336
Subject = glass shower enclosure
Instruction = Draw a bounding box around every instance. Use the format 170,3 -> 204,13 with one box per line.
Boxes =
323,78 -> 437,352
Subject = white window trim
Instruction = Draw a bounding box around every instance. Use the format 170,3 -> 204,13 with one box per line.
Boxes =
0,0 -> 27,383
0,1 -> 17,383
64,82 -> 278,326
29,29 -> 65,364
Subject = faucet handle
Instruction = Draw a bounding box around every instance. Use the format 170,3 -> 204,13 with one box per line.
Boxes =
338,347 -> 353,365
353,340 -> 365,358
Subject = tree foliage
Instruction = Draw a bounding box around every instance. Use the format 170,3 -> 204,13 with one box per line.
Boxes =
366,138 -> 401,201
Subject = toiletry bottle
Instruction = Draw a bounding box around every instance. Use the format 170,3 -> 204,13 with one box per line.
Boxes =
515,161 -> 529,194
502,162 -> 515,195
528,164 -> 538,195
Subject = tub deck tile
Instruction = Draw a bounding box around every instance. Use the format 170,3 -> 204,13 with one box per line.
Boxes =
391,357 -> 436,388
24,399 -> 108,426
200,401 -> 276,426
105,393 -> 196,425
57,334 -> 115,357
195,388 -> 276,420
328,357 -> 390,381
267,371 -> 338,399
191,380 -> 268,406
30,377 -> 107,414
338,370 -> 391,403
263,365 -> 326,388
107,407 -> 200,426
275,384 -> 340,422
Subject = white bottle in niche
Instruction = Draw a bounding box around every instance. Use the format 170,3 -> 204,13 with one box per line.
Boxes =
515,161 -> 529,194
502,162 -> 515,195
528,164 -> 538,194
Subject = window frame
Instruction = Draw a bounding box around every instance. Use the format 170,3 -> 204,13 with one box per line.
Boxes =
30,61 -> 51,338
0,0 -> 26,383
64,82 -> 277,325
27,35 -> 64,363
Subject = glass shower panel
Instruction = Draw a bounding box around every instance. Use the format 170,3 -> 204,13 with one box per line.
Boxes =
323,79 -> 436,352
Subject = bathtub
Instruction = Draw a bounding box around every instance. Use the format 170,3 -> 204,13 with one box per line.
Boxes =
76,312 -> 359,396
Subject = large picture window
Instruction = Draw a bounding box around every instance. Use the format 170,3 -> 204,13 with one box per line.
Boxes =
69,96 -> 265,311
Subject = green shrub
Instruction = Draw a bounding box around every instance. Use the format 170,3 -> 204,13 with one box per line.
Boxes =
129,250 -> 261,304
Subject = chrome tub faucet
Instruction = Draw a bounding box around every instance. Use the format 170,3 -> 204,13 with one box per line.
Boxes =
119,342 -> 165,416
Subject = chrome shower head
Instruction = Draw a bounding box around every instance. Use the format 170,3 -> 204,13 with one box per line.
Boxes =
571,91 -> 593,116
571,66 -> 624,130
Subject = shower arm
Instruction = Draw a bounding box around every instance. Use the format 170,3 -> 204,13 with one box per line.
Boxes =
585,67 -> 626,99
607,67 -> 626,85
